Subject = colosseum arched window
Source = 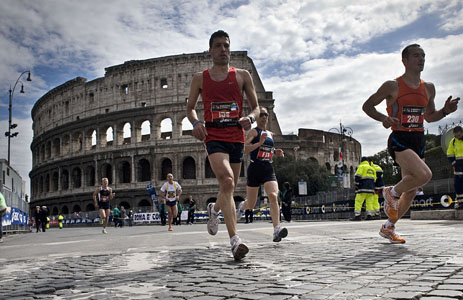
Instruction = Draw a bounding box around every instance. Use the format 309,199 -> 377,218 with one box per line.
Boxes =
46,141 -> 52,159
84,129 -> 95,151
86,203 -> 95,211
100,163 -> 113,184
120,201 -> 130,209
72,132 -> 83,152
52,172 -> 59,191
326,162 -> 331,173
62,206 -> 69,215
123,123 -> 131,144
309,157 -> 319,165
62,135 -> 70,155
205,157 -> 215,178
141,120 -> 150,141
45,174 -> 50,192
39,176 -> 43,193
161,158 -> 172,180
160,118 -> 172,140
61,169 -> 69,190
85,165 -> 95,186
106,127 -> 114,146
40,144 -> 45,162
138,159 -> 151,182
181,117 -> 193,137
72,167 -> 82,188
53,138 -> 60,156
138,199 -> 151,211
118,160 -> 131,183
52,207 -> 59,215
182,156 -> 196,179
73,204 -> 81,213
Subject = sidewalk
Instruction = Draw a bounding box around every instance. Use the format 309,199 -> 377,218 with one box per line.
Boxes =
0,219 -> 462,299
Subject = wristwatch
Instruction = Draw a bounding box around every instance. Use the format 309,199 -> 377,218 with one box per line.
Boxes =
248,115 -> 255,124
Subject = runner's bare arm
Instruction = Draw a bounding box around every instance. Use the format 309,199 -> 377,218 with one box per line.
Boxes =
423,82 -> 460,122
238,69 -> 259,131
244,129 -> 260,154
362,80 -> 400,129
93,189 -> 99,207
187,72 -> 207,141
109,188 -> 115,200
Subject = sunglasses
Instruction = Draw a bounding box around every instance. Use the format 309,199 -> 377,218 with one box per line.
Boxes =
259,112 -> 269,117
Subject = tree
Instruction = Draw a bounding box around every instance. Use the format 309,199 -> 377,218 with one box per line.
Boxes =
273,155 -> 330,196
370,149 -> 401,185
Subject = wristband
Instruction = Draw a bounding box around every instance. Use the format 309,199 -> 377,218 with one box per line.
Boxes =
442,109 -> 448,117
192,120 -> 202,127
248,115 -> 255,124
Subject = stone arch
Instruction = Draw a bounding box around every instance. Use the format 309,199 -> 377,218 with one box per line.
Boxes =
52,172 -> 59,191
325,162 -> 331,173
62,134 -> 70,154
52,207 -> 59,215
53,138 -> 60,156
100,163 -> 113,184
206,197 -> 217,204
72,131 -> 83,152
105,126 -> 114,146
138,158 -> 151,182
85,128 -> 96,150
41,144 -> 45,161
85,165 -> 95,186
161,158 -> 172,180
72,167 -> 82,188
205,157 -> 215,178
182,156 -> 196,179
45,174 -> 50,192
181,116 -> 193,137
123,122 -> 131,144
309,157 -> 319,165
46,141 -> 52,159
160,118 -> 172,140
141,120 -> 151,141
39,176 -> 43,193
72,204 -> 81,213
61,169 -> 69,190
138,199 -> 152,211
62,205 -> 69,214
119,201 -> 130,209
86,203 -> 95,211
118,160 -> 131,183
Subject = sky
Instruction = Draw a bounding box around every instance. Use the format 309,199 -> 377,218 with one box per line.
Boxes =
0,0 -> 462,193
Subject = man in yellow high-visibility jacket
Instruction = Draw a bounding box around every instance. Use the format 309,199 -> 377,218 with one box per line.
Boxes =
447,126 -> 463,209
58,214 -> 64,229
352,157 -> 376,221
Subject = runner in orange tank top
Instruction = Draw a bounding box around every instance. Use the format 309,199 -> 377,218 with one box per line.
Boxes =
186,30 -> 260,261
363,44 -> 460,244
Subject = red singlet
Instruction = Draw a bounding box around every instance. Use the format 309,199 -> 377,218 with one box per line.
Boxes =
386,76 -> 428,132
202,67 -> 245,143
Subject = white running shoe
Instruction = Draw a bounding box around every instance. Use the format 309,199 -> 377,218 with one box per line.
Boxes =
207,203 -> 220,235
102,228 -> 108,234
236,201 -> 245,221
273,227 -> 288,242
231,237 -> 249,261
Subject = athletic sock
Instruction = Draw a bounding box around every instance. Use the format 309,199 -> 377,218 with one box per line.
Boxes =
230,235 -> 239,245
384,220 -> 394,228
274,225 -> 280,233
390,186 -> 400,198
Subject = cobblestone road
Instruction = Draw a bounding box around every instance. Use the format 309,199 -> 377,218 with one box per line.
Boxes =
0,219 -> 462,299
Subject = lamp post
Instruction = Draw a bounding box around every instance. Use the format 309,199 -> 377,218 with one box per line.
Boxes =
329,121 -> 353,183
5,71 -> 32,167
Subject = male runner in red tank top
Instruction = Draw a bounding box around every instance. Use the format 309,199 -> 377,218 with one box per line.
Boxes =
363,44 -> 459,243
186,30 -> 260,260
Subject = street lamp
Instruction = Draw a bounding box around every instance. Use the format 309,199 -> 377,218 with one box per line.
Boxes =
329,121 -> 353,177
5,71 -> 32,166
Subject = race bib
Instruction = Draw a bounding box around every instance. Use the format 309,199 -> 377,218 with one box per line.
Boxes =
401,106 -> 424,128
211,102 -> 239,126
167,191 -> 176,198
257,145 -> 274,162
100,195 -> 109,202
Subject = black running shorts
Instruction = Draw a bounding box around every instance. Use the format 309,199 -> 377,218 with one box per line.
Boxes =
387,131 -> 426,165
206,141 -> 244,163
98,201 -> 110,210
247,162 -> 277,187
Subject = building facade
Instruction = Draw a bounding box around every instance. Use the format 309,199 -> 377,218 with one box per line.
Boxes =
29,52 -> 361,215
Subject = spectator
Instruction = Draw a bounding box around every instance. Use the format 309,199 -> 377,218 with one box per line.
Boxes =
281,182 -> 293,222
186,196 -> 196,225
119,206 -> 127,227
128,209 -> 134,227
113,206 -> 120,228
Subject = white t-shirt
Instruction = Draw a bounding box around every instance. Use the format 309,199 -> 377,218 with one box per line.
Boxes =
160,181 -> 182,202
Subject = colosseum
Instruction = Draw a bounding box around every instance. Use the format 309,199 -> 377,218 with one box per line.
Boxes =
29,51 -> 362,215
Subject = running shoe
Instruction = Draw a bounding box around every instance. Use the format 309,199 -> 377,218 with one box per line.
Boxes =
168,225 -> 173,231
383,186 -> 399,220
102,228 -> 108,234
231,237 -> 249,260
379,224 -> 405,244
236,201 -> 245,221
207,203 -> 220,235
273,227 -> 288,242
0,238 -> 4,243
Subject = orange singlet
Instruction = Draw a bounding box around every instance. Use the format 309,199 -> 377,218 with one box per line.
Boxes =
387,76 -> 428,132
